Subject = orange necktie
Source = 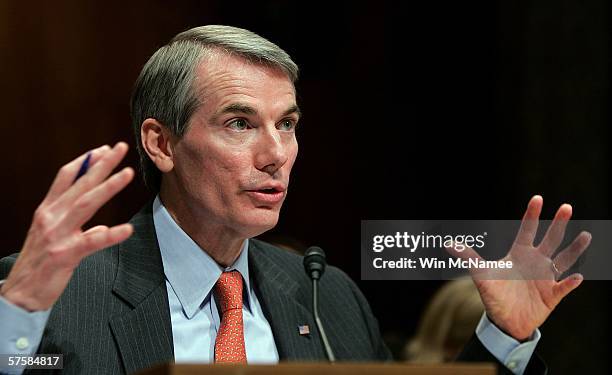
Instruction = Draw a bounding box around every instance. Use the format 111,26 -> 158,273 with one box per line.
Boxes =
214,271 -> 247,363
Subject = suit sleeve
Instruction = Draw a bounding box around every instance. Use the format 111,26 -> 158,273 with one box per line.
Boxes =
458,333 -> 547,375
457,314 -> 547,375
341,271 -> 393,361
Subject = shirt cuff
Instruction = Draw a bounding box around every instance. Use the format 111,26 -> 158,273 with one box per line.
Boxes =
0,291 -> 51,374
475,312 -> 541,375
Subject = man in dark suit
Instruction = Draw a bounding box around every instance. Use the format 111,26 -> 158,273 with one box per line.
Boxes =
0,25 -> 588,374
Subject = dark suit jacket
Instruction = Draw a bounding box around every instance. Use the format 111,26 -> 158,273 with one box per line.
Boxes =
0,204 -> 546,374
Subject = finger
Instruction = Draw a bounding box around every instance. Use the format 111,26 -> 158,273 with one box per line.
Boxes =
49,142 -> 129,216
552,273 -> 583,303
58,167 -> 135,233
83,225 -> 109,235
552,231 -> 591,274
43,145 -> 111,204
538,203 -> 572,257
75,223 -> 134,258
514,195 -> 543,246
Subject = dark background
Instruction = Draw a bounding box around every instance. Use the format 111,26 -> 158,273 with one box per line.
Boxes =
0,1 -> 609,373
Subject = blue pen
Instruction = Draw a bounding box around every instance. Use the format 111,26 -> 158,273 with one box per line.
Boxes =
74,152 -> 92,182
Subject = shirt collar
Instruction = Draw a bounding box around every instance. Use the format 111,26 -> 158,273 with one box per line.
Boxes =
152,196 -> 252,319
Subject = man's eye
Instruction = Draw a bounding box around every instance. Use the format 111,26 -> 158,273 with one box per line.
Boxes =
228,119 -> 249,131
278,119 -> 297,131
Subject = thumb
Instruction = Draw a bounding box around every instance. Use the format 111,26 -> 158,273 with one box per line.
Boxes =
553,273 -> 584,302
445,241 -> 488,279
444,241 -> 483,262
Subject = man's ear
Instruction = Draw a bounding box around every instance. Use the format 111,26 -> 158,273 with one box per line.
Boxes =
141,118 -> 174,173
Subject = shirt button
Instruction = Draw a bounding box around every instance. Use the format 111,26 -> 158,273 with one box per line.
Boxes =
15,337 -> 29,350
507,360 -> 518,370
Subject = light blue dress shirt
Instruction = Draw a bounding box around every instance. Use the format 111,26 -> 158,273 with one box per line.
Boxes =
0,195 -> 539,374
152,196 -> 278,363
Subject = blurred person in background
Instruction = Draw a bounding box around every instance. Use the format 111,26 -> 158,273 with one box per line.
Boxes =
405,277 -> 484,362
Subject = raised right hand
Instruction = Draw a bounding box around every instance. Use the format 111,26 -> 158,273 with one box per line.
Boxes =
0,142 -> 134,311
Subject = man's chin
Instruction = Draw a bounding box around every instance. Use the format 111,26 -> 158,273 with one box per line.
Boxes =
240,209 -> 280,237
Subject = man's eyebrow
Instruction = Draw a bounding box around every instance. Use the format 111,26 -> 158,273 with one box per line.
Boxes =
212,103 -> 302,122
283,104 -> 302,119
212,103 -> 258,122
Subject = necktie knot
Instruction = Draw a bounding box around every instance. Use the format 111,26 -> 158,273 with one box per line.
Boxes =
214,271 -> 243,314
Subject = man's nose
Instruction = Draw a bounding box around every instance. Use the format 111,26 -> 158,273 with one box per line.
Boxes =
254,126 -> 288,175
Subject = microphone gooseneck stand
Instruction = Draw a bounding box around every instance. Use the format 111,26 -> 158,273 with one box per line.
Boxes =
303,246 -> 336,363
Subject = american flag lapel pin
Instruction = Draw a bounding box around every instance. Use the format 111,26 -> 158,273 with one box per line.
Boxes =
298,325 -> 310,335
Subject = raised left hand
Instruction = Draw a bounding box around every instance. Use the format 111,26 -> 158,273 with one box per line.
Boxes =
448,195 -> 591,341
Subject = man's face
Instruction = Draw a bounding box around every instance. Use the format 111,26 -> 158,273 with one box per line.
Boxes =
166,53 -> 299,238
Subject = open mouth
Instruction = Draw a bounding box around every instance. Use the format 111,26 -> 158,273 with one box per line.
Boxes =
259,188 -> 279,194
246,187 -> 285,204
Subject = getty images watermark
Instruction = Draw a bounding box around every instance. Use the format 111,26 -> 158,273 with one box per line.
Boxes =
361,220 -> 612,281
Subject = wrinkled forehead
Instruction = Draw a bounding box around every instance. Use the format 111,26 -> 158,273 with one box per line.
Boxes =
193,50 -> 296,101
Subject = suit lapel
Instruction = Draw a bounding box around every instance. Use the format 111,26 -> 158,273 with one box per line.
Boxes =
249,241 -> 325,361
109,205 -> 175,374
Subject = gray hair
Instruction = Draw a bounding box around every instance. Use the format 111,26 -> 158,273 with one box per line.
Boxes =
130,25 -> 299,192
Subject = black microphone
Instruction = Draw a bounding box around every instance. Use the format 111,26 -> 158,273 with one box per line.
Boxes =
303,246 -> 336,362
